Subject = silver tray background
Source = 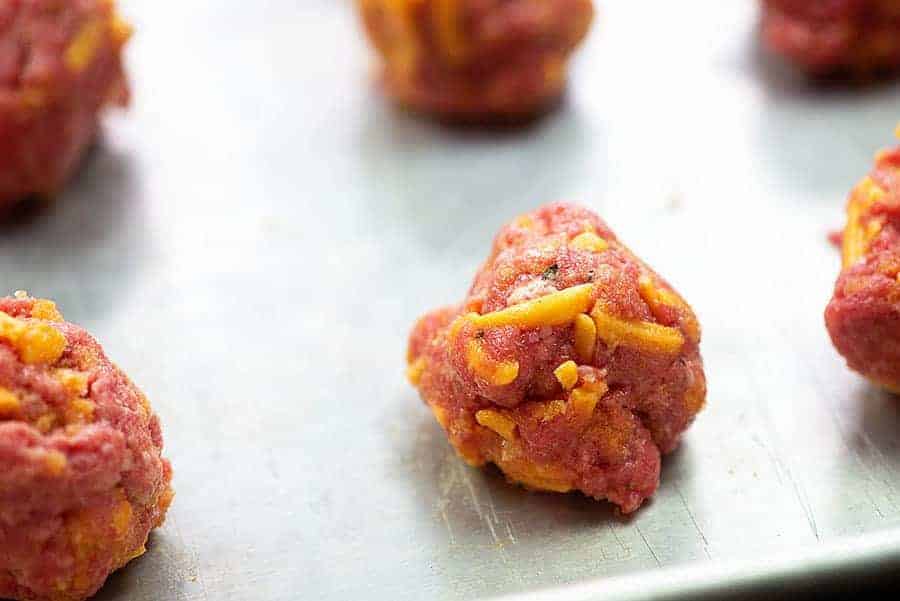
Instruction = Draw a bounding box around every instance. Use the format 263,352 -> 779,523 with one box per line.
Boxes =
3,1 -> 900,599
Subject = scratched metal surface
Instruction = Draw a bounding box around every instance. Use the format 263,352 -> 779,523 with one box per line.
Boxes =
2,0 -> 900,600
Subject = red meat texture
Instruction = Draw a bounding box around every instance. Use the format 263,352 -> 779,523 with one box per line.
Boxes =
0,295 -> 172,601
408,203 -> 706,513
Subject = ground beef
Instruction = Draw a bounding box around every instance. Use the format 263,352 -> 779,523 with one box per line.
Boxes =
0,294 -> 172,601
761,0 -> 900,76
826,142 -> 900,392
407,202 -> 706,513
357,0 -> 594,122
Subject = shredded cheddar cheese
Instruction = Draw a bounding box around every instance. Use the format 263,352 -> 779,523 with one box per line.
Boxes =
35,414 -> 56,433
369,0 -> 420,74
65,399 -> 95,424
638,276 -> 700,343
0,312 -> 67,365
469,284 -> 595,330
638,276 -> 677,312
475,409 -> 517,441
466,340 -> 519,385
18,325 -> 67,365
45,451 -> 67,476
591,304 -> 685,354
569,380 -> 607,418
55,369 -> 89,397
65,18 -> 107,73
536,238 -> 563,256
843,177 -> 886,268
109,13 -> 133,46
112,497 -> 134,537
570,231 -> 608,253
448,312 -> 477,342
64,487 -> 143,593
31,299 -> 63,322
539,399 -> 567,422
406,357 -> 426,387
515,215 -> 535,229
554,360 -> 579,390
505,461 -> 573,493
0,387 -> 21,417
573,313 -> 596,362
684,377 -> 706,415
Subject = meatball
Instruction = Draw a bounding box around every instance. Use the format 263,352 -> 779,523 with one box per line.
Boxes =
0,0 -> 131,212
826,143 -> 900,392
0,293 -> 172,601
357,0 -> 594,122
761,0 -> 900,76
407,203 -> 706,513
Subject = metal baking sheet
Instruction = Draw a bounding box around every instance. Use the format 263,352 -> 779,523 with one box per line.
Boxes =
3,1 -> 900,599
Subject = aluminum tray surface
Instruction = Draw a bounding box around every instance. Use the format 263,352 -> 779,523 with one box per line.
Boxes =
2,1 -> 900,600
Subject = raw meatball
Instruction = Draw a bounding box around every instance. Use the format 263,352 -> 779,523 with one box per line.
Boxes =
407,203 -> 706,513
826,142 -> 900,392
0,294 -> 172,601
761,0 -> 900,76
357,0 -> 594,122
0,0 -> 131,212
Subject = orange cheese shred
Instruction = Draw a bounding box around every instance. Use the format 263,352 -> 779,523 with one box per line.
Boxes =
469,284 -> 595,330
475,409 -> 517,441
591,304 -> 684,355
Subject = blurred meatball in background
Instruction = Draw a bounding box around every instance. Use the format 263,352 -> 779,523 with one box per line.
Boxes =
0,0 -> 131,213
761,0 -> 900,76
357,0 -> 594,123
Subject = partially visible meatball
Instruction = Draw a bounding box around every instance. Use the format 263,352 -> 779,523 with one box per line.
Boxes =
357,0 -> 594,122
0,0 -> 131,212
408,203 -> 706,513
761,0 -> 900,76
826,142 -> 900,392
0,293 -> 172,601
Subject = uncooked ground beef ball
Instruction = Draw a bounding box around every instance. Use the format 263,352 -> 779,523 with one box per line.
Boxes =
0,294 -> 172,601
761,0 -> 900,76
0,0 -> 131,212
357,0 -> 594,122
407,202 -> 706,513
826,141 -> 900,392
